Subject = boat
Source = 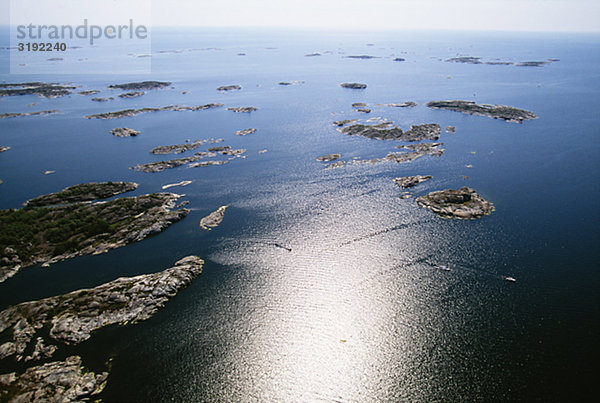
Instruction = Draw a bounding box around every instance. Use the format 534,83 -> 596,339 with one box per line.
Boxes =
503,276 -> 517,282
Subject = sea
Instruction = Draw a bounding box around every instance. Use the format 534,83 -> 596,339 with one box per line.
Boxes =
0,28 -> 599,401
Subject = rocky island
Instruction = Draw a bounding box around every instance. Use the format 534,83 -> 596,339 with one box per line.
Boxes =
386,102 -> 417,108
316,153 -> 341,162
0,256 -> 203,362
0,356 -> 107,401
0,110 -> 58,119
353,146 -> 443,166
189,160 -> 229,168
426,100 -> 537,123
516,61 -> 549,67
24,182 -> 138,207
227,107 -> 258,113
77,90 -> 100,96
416,187 -> 495,219
345,55 -> 378,59
110,127 -> 140,137
333,119 -> 358,127
446,56 -> 484,64
338,122 -> 441,141
162,180 -> 193,190
396,142 -> 444,155
150,139 -> 223,154
200,206 -> 228,230
118,91 -> 145,98
394,175 -> 433,188
340,83 -> 367,89
132,156 -> 205,172
133,145 -> 240,172
217,85 -> 241,92
0,190 -> 188,282
0,82 -> 75,98
235,128 -> 257,136
108,81 -> 171,90
85,104 -> 223,119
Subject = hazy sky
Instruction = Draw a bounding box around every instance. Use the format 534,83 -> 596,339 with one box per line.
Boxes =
3,0 -> 600,32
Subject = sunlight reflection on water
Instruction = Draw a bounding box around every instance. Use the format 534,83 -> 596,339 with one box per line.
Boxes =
203,173 -> 454,401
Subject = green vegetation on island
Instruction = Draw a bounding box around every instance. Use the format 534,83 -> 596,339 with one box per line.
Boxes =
0,82 -> 75,98
24,182 -> 138,207
108,81 -> 171,90
0,190 -> 188,282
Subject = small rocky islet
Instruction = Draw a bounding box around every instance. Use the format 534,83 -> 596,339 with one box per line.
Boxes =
316,154 -> 341,162
235,128 -> 257,136
445,56 -> 557,67
0,110 -> 58,119
394,175 -> 433,188
150,139 -> 224,154
416,187 -> 495,219
85,103 -> 223,119
118,91 -> 145,98
227,106 -> 258,113
77,90 -> 100,96
426,100 -> 537,123
217,85 -> 241,92
108,81 -> 171,90
199,206 -> 228,230
340,82 -> 367,89
0,82 -> 75,98
110,127 -> 140,137
133,143 -> 245,172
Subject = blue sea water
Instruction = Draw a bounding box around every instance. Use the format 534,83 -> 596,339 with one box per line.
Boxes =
0,28 -> 599,401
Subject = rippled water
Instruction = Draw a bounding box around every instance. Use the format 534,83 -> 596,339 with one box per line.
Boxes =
0,28 -> 599,401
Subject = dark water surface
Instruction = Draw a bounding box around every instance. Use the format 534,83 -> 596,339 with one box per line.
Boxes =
0,28 -> 599,401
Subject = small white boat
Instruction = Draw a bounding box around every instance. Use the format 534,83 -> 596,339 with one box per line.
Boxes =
503,276 -> 517,282
436,265 -> 451,271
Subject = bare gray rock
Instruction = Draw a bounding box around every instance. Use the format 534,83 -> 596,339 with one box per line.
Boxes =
110,127 -> 140,137
235,128 -> 257,136
200,206 -> 228,230
118,91 -> 145,98
416,187 -> 495,219
0,110 -> 58,119
189,160 -> 229,168
0,256 -> 203,360
333,119 -> 358,127
85,104 -> 223,119
227,106 -> 258,113
150,139 -> 224,155
341,83 -> 367,89
426,100 -> 537,123
0,356 -> 108,402
394,175 -> 433,188
338,123 -> 441,141
217,85 -> 241,91
316,154 -> 341,162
